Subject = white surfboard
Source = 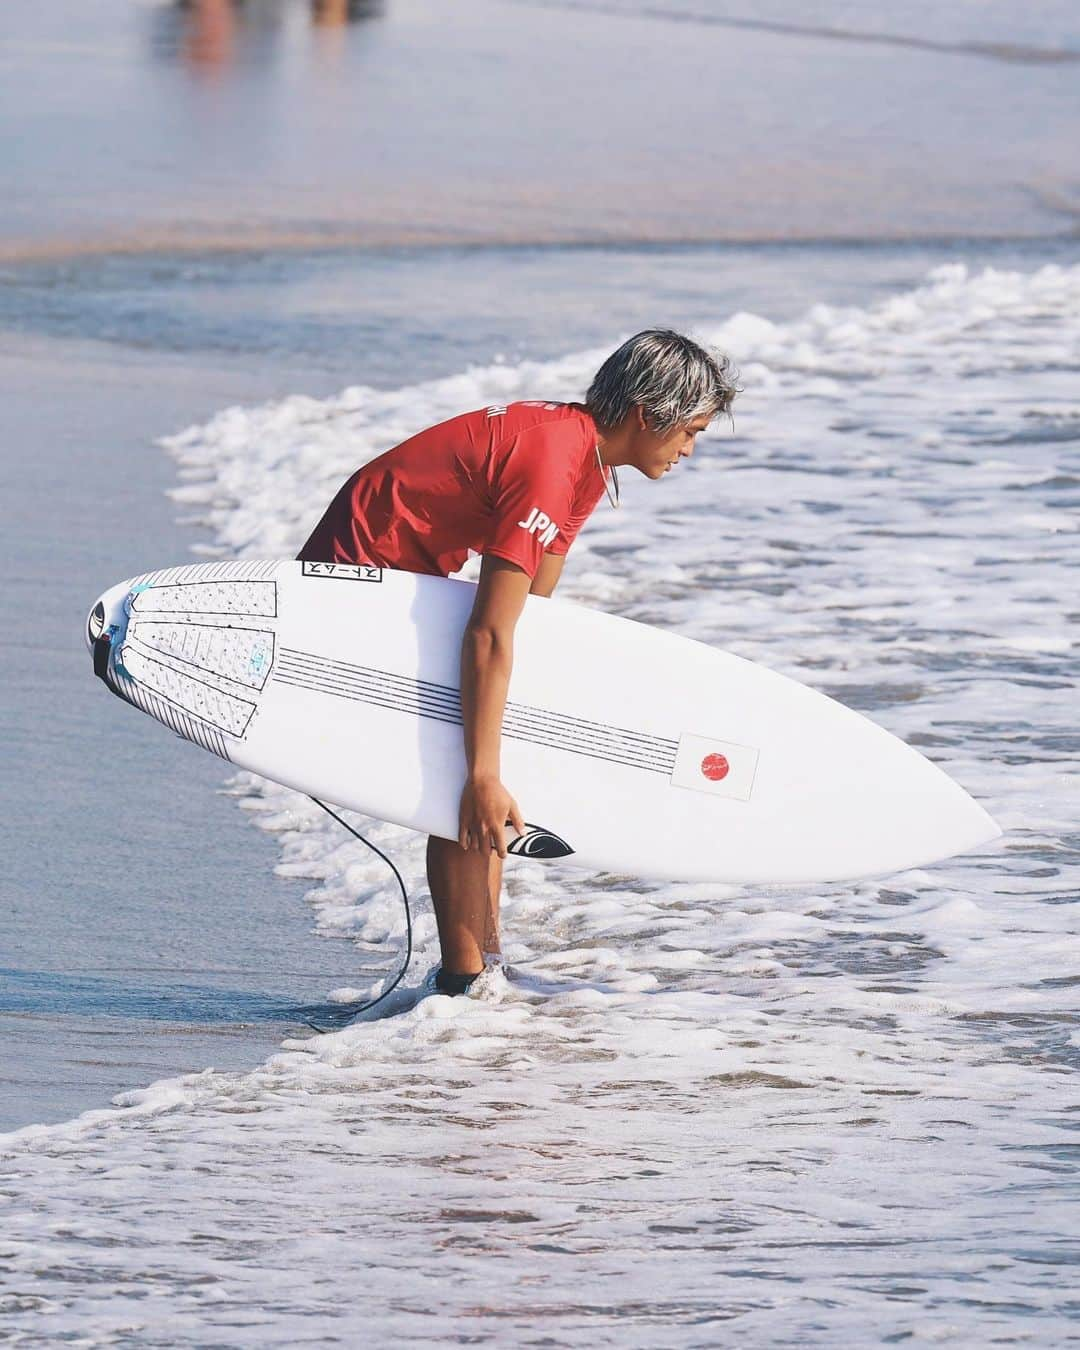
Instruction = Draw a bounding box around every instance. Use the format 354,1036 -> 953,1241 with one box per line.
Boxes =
86,558 -> 1000,884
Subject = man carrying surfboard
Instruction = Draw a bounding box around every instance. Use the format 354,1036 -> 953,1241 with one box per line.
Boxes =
298,330 -> 739,994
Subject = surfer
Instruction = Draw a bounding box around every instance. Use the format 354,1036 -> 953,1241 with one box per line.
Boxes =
297,329 -> 738,993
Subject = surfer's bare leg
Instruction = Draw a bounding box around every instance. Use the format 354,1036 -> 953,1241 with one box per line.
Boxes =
434,553 -> 559,982
426,835 -> 502,976
485,850 -> 503,961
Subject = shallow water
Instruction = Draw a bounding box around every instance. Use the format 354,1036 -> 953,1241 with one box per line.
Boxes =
3,0 -> 1078,1338
6,234 -> 1067,1132
0,328 -> 388,1132
3,257 -> 1077,1345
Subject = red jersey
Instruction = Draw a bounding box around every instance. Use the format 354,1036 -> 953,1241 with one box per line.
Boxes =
297,401 -> 607,580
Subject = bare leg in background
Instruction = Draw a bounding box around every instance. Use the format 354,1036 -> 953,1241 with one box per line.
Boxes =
426,836 -> 503,976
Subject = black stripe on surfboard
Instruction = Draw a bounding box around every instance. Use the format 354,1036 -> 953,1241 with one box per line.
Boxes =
274,649 -> 677,775
275,649 -> 678,771
277,647 -> 679,757
274,652 -> 677,768
273,669 -> 670,776
277,649 -> 679,756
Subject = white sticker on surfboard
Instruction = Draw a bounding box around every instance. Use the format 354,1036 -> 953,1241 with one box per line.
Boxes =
671,733 -> 759,801
301,561 -> 383,583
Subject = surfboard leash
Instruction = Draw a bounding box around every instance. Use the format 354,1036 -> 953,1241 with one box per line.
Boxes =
303,797 -> 413,1034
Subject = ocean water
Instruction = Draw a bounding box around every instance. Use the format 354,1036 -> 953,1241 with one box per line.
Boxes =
0,327 -> 388,1133
3,0 -> 1080,1341
3,255 -> 1078,1344
4,0 -> 1080,255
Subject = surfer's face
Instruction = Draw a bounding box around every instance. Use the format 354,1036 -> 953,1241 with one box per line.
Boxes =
632,412 -> 711,480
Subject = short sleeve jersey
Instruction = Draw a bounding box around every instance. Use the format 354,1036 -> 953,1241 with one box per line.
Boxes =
296,401 -> 608,580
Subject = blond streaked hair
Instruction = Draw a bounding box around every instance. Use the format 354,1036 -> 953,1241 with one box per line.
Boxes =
586,329 -> 739,433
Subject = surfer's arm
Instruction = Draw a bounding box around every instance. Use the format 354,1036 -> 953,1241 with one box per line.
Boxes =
529,552 -> 564,598
458,554 -> 530,855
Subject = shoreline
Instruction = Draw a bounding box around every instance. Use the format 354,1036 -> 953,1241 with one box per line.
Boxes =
2,222 -> 1078,267
0,328 -> 368,1133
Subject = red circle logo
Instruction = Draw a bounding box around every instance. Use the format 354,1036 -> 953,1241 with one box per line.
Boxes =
701,753 -> 730,781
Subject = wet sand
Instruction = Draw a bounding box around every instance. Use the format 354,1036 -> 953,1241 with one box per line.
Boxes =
2,0 -> 1079,263
0,330 -> 368,1131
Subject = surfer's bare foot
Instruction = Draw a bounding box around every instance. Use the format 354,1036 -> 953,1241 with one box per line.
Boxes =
426,835 -> 502,977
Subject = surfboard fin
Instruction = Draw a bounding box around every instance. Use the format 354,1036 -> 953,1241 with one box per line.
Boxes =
507,825 -> 574,859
